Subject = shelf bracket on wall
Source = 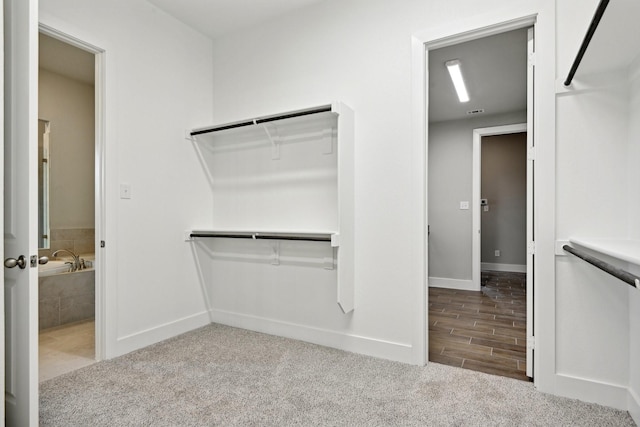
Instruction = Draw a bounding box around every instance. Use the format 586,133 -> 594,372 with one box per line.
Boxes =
323,250 -> 335,270
322,128 -> 333,155
271,242 -> 280,266
259,121 -> 280,160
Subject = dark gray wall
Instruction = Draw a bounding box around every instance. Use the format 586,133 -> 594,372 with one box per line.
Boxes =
481,132 -> 527,266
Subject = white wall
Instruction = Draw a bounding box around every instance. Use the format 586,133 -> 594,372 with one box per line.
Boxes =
428,112 -> 526,282
39,69 -> 94,230
207,0 -> 554,365
39,0 -> 214,357
555,0 -> 640,414
627,56 -> 640,422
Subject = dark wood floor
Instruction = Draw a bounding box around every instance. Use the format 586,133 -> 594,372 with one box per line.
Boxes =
429,271 -> 529,382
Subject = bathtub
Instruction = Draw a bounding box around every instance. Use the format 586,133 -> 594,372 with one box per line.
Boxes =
38,256 -> 95,330
39,258 -> 94,277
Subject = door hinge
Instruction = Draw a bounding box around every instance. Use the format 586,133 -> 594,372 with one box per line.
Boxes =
100,240 -> 106,248
527,146 -> 536,161
528,52 -> 536,67
528,241 -> 536,255
527,336 -> 535,351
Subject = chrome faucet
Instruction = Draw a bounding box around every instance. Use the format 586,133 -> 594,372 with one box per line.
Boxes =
52,249 -> 83,272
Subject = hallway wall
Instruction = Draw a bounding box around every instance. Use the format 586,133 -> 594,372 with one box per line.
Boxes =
428,112 -> 526,284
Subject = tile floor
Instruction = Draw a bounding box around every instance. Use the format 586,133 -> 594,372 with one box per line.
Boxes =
39,319 -> 96,382
428,271 -> 529,381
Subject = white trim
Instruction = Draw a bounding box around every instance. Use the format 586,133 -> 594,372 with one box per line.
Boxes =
428,277 -> 476,291
37,23 -> 108,362
115,311 -> 211,357
472,123 -> 527,290
629,387 -> 640,426
412,10 -> 558,388
210,309 -> 414,364
555,373 -> 628,411
481,263 -> 527,273
414,15 -> 537,50
410,34 -> 428,366
0,1 -> 5,422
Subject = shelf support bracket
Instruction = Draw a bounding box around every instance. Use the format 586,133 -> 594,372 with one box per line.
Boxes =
322,128 -> 333,155
259,122 -> 280,160
323,249 -> 336,270
271,242 -> 280,266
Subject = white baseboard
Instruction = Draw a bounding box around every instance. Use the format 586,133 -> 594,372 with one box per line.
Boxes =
629,387 -> 640,426
209,308 -> 414,364
555,373 -> 628,411
114,310 -> 212,357
481,262 -> 526,273
428,277 -> 478,291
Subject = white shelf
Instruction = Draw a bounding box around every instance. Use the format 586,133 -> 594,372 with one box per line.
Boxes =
568,238 -> 640,267
187,102 -> 355,313
566,0 -> 640,81
189,229 -> 338,244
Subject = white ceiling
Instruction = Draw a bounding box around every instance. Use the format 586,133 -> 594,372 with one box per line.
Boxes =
428,28 -> 529,123
147,0 -> 327,40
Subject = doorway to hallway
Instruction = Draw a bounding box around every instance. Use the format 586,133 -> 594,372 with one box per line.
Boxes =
425,24 -> 534,381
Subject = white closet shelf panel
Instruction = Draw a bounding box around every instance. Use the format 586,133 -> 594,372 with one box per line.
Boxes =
569,238 -> 640,267
190,105 -> 337,141
187,102 -> 355,314
190,229 -> 338,243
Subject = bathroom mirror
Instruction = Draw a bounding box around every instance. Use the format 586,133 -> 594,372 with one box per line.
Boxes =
38,119 -> 51,249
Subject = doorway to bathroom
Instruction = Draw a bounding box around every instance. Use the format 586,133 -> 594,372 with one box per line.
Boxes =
37,30 -> 101,381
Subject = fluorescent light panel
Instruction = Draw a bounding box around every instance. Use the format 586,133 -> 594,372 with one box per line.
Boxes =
445,59 -> 469,103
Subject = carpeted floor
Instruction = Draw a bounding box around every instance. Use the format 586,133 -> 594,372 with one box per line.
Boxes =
40,323 -> 635,426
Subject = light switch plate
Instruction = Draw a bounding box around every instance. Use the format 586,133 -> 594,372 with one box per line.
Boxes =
460,201 -> 469,210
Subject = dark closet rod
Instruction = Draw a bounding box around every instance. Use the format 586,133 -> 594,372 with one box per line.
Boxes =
564,0 -> 610,86
563,245 -> 639,288
190,231 -> 332,242
190,105 -> 333,137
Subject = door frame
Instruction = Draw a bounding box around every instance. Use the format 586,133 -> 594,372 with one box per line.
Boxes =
1,0 -> 5,421
38,23 -> 107,361
472,123 -> 527,289
411,13 -> 544,371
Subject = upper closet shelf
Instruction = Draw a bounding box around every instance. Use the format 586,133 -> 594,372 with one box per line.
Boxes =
189,104 -> 336,137
189,229 -> 338,245
569,238 -> 640,267
560,0 -> 640,91
563,0 -> 610,87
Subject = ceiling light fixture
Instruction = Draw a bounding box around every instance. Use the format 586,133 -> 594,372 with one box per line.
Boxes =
445,59 -> 470,103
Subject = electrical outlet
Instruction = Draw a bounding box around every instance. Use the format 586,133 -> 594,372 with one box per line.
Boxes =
495,250 -> 500,257
120,183 -> 132,199
460,201 -> 469,210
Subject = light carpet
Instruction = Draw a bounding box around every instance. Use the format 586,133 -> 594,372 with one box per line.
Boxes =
40,323 -> 635,426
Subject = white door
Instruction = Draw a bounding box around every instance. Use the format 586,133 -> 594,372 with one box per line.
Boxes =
525,26 -> 535,379
3,0 -> 40,424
